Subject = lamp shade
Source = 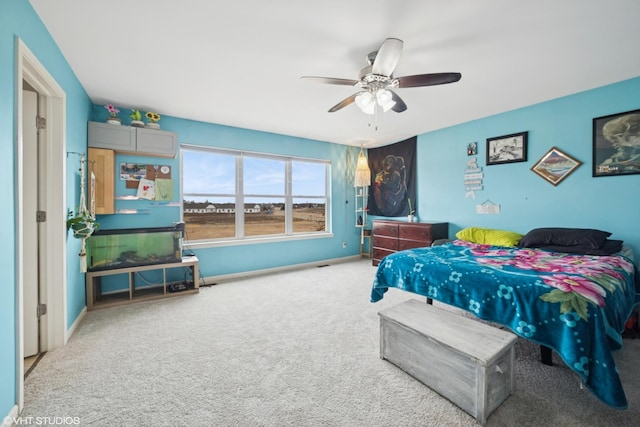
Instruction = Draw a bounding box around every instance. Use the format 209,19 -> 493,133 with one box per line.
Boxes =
376,89 -> 396,112
355,91 -> 376,115
354,149 -> 371,187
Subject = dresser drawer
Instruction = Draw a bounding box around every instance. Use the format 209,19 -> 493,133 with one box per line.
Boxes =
373,235 -> 399,251
399,240 -> 430,251
372,247 -> 396,264
399,223 -> 432,243
373,222 -> 399,238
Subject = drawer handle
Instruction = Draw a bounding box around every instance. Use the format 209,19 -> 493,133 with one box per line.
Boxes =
495,362 -> 508,374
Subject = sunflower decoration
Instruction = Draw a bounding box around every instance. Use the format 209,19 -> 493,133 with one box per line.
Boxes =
145,112 -> 161,123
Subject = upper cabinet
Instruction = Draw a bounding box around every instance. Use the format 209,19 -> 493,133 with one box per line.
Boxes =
88,121 -> 178,157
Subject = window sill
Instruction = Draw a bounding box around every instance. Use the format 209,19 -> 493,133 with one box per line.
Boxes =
184,232 -> 334,249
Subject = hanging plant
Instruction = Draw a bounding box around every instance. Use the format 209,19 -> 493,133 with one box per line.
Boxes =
66,209 -> 99,238
67,153 -> 99,272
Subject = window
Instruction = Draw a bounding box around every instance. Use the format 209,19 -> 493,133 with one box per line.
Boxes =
182,145 -> 329,244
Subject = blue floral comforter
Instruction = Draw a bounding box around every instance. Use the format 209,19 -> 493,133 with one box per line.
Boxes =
371,240 -> 640,409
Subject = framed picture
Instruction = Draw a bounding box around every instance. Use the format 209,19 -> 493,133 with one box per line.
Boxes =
486,131 -> 528,165
592,108 -> 640,177
467,142 -> 477,156
531,147 -> 582,186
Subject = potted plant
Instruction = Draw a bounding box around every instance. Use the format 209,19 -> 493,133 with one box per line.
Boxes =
407,197 -> 416,222
145,111 -> 161,129
130,109 -> 144,127
105,104 -> 121,125
66,209 -> 99,239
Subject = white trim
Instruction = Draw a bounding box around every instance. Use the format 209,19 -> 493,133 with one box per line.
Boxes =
15,38 -> 67,412
202,254 -> 361,284
2,405 -> 19,426
65,307 -> 86,343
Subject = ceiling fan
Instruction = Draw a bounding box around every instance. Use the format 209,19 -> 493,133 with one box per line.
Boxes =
301,38 -> 461,114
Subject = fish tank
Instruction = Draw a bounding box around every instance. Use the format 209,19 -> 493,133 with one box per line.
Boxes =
87,223 -> 184,271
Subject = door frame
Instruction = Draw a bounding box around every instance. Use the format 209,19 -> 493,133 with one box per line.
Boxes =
15,37 -> 67,411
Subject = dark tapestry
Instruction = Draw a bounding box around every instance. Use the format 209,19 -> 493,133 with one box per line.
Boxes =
367,137 -> 417,217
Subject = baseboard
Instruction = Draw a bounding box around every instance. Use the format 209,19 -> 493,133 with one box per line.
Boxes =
2,405 -> 19,426
202,255 -> 362,285
65,306 -> 87,343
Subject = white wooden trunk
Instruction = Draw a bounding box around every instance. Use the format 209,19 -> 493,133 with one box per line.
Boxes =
379,299 -> 517,425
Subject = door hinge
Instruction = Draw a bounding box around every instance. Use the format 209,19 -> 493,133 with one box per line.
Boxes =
36,210 -> 47,223
36,115 -> 46,130
37,303 -> 47,317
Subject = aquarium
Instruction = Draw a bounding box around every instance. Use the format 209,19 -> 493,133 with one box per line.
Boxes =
87,223 -> 184,271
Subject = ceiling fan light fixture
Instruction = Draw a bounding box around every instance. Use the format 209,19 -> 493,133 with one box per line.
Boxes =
355,92 -> 376,114
376,89 -> 396,112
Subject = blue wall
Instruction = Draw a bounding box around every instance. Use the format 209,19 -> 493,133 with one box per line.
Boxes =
0,0 -> 93,418
2,0 -> 639,419
90,106 -> 363,281
417,77 -> 640,258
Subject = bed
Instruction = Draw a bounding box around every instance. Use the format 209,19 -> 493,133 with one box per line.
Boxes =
370,228 -> 640,409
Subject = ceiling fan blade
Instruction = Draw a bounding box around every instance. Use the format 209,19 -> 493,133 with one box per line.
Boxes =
372,38 -> 403,76
300,76 -> 359,86
328,93 -> 360,112
397,72 -> 462,88
389,90 -> 407,113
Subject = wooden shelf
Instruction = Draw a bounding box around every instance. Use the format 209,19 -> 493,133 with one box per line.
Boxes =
86,256 -> 199,310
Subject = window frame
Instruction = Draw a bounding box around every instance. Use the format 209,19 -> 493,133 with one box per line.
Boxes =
181,144 -> 332,248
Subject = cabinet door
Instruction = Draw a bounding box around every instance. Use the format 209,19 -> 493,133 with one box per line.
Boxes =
88,148 -> 115,214
88,121 -> 135,151
136,128 -> 178,157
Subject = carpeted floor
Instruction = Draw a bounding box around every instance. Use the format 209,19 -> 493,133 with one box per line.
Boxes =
22,258 -> 640,426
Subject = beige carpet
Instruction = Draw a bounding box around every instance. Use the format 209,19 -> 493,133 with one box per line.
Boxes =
22,259 -> 640,426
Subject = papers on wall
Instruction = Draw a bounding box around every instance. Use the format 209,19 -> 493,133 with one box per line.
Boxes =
154,179 -> 174,201
137,178 -> 155,200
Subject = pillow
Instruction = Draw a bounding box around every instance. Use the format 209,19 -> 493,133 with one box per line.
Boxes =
455,227 -> 523,247
536,239 -> 623,256
518,227 -> 611,249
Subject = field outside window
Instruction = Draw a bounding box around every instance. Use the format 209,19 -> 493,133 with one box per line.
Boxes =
182,146 -> 329,243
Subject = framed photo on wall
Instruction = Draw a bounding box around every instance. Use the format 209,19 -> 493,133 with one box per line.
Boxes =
486,131 -> 528,165
592,108 -> 640,177
531,147 -> 582,186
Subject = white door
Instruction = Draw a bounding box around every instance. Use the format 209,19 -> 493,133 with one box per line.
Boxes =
23,88 -> 40,358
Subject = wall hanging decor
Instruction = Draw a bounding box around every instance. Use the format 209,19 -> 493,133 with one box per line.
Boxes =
367,136 -> 416,217
592,108 -> 640,177
467,142 -> 477,156
531,146 -> 582,186
486,131 -> 528,165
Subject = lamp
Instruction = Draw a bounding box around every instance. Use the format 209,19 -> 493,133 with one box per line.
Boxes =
354,146 -> 371,252
354,147 -> 371,187
355,89 -> 396,115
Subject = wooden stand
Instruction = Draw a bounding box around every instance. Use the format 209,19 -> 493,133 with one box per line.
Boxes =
86,256 -> 199,310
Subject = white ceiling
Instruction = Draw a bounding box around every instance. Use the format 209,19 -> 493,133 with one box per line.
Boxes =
30,0 -> 640,148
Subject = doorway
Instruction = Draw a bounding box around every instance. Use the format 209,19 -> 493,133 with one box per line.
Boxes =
16,38 -> 67,413
22,83 -> 44,375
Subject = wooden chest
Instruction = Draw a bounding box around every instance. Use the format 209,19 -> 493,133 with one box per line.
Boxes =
379,299 -> 517,425
372,220 -> 448,266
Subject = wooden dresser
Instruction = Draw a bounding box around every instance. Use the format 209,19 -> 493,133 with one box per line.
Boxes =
372,220 -> 448,266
